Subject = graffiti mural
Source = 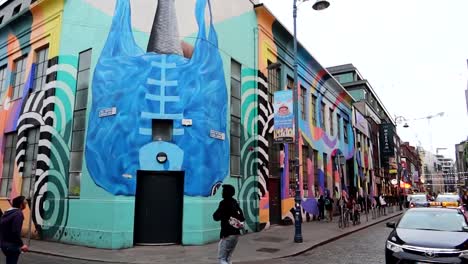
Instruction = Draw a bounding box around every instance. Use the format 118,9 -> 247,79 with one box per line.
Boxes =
255,5 -> 355,225
85,0 -> 229,197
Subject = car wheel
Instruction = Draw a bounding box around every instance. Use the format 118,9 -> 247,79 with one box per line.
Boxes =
385,249 -> 396,264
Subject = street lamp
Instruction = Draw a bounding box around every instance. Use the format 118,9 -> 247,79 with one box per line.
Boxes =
395,116 -> 409,128
292,0 -> 330,244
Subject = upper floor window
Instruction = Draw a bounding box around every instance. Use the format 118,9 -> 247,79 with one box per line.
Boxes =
300,86 -> 306,120
12,55 -> 27,100
343,118 -> 349,144
311,95 -> 317,126
33,46 -> 49,91
0,66 -> 7,105
320,102 -> 325,130
287,75 -> 294,90
267,60 -> 281,104
329,107 -> 334,136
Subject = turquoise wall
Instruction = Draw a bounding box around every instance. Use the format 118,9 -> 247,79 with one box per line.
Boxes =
53,0 -> 259,248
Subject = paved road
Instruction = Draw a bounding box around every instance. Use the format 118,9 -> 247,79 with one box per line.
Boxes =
241,221 -> 395,264
11,219 -> 395,264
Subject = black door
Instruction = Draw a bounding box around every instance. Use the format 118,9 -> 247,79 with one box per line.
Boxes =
134,171 -> 184,245
268,178 -> 282,225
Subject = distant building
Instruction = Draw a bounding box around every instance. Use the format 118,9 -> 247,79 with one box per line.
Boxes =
455,140 -> 468,189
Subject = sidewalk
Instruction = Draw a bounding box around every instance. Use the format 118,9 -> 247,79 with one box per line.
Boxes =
29,209 -> 403,264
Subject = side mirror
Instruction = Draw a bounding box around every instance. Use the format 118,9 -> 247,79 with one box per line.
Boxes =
386,222 -> 396,229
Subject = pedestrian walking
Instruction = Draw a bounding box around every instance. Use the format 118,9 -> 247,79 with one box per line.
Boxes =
1,196 -> 29,264
318,195 -> 325,221
379,194 -> 387,215
324,192 -> 334,222
213,184 -> 245,264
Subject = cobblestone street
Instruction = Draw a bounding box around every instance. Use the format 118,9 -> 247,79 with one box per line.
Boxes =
241,221 -> 393,264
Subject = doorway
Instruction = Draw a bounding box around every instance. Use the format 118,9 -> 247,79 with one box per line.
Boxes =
134,171 -> 184,245
268,178 -> 282,225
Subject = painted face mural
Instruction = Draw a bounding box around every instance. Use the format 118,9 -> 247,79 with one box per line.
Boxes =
85,0 -> 229,197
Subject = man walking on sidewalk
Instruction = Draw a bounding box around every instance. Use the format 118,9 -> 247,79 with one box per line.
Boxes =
213,184 -> 245,264
1,196 -> 29,264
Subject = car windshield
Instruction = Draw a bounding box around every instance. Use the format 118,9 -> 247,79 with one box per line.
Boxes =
410,196 -> 427,202
398,210 -> 467,232
436,195 -> 459,202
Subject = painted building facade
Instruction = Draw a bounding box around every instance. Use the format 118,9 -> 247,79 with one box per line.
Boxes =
255,5 -> 354,226
0,0 -> 356,249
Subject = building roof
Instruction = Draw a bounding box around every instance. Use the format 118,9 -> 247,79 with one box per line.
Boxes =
327,63 -> 395,125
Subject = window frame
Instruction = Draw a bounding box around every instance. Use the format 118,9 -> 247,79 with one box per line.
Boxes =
230,59 -> 242,177
300,85 -> 306,120
21,127 -> 40,198
311,94 -> 317,126
267,60 -> 281,105
33,45 -> 49,92
11,55 -> 28,100
1,133 -> 17,197
68,49 -> 92,197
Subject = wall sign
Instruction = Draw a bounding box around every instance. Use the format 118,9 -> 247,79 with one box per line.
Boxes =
273,90 -> 294,143
210,129 -> 225,140
182,119 -> 193,126
99,107 -> 117,118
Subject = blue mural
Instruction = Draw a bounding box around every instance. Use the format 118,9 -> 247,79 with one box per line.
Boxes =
85,0 -> 229,196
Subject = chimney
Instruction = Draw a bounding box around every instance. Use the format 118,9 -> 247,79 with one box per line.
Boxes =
147,0 -> 183,55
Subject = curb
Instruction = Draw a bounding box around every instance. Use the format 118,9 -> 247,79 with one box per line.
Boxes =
29,211 -> 404,264
28,248 -> 130,264
281,211 -> 403,259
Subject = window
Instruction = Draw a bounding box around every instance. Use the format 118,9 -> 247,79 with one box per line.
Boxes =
33,46 -> 49,91
21,128 -> 39,198
12,4 -> 21,16
12,56 -> 27,100
334,72 -> 354,84
152,120 -> 173,141
230,59 -> 241,177
313,149 -> 319,190
311,95 -> 317,126
320,102 -> 325,130
329,108 -> 334,136
337,113 -> 341,138
287,75 -> 294,90
323,153 -> 328,190
300,86 -> 306,120
302,145 -> 309,193
344,118 -> 349,144
1,133 -> 17,197
267,60 -> 281,104
0,66 -> 8,105
69,49 -> 92,196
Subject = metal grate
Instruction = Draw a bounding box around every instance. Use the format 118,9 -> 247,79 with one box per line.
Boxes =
256,248 -> 280,253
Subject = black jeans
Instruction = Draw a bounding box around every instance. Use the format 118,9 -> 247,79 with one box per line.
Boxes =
2,246 -> 21,264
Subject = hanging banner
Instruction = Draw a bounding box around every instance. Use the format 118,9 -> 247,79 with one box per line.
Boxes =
274,90 -> 294,143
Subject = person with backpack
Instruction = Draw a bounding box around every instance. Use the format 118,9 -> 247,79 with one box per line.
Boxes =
213,184 -> 245,264
1,196 -> 29,264
324,192 -> 334,222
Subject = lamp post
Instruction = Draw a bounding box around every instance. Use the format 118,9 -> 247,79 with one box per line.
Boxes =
292,0 -> 330,243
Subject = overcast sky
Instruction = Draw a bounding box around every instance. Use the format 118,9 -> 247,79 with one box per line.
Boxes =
261,0 -> 468,160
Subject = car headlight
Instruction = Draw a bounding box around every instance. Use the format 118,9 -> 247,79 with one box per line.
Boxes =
386,241 -> 404,253
460,250 -> 468,259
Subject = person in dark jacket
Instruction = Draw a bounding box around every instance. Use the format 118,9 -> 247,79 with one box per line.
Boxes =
317,195 -> 325,221
1,196 -> 29,264
213,184 -> 245,264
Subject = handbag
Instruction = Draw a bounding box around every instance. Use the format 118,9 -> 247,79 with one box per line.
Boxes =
229,201 -> 245,229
